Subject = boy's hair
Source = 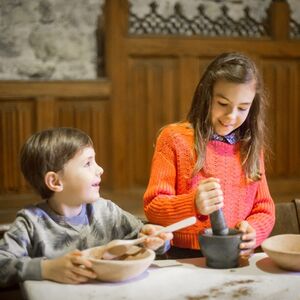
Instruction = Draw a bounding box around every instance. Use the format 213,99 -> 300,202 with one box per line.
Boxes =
187,52 -> 267,181
20,127 -> 93,199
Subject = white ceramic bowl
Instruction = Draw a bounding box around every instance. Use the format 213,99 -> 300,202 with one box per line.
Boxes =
261,234 -> 300,271
82,245 -> 155,282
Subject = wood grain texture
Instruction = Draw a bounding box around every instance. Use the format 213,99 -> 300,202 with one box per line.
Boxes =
0,1 -> 299,223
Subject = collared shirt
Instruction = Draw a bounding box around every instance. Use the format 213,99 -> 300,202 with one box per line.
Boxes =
211,130 -> 240,144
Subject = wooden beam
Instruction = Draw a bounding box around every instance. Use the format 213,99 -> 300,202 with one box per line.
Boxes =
125,38 -> 300,58
0,80 -> 111,99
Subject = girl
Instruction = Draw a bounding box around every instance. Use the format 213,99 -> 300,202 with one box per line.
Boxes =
143,52 -> 275,258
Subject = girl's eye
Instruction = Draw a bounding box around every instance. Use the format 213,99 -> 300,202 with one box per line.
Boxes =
238,107 -> 249,111
85,161 -> 91,167
218,102 -> 227,106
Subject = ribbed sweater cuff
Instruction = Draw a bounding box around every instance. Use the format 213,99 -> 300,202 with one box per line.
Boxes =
172,232 -> 201,250
17,258 -> 43,281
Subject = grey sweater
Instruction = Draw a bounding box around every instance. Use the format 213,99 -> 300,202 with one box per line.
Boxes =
0,198 -> 144,287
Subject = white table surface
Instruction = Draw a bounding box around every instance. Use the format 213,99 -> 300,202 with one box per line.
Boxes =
22,253 -> 300,300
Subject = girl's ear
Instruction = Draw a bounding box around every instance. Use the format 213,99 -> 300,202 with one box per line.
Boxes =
44,171 -> 63,192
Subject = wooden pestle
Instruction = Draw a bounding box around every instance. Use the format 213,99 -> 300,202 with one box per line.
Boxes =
209,208 -> 229,235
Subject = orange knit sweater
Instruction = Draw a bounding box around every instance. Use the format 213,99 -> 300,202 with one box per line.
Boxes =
144,123 -> 275,250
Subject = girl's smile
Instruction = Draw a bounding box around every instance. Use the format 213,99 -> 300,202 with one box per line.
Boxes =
211,79 -> 256,136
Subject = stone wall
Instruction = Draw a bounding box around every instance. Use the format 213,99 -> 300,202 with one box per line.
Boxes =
0,0 -> 104,80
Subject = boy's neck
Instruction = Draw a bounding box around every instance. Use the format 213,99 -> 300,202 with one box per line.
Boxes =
47,196 -> 83,217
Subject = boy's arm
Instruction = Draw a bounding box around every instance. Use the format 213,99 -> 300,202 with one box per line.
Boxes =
101,200 -> 144,240
0,215 -> 43,287
98,200 -> 171,255
0,213 -> 97,286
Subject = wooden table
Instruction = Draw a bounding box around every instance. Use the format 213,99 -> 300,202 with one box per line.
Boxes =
22,253 -> 300,300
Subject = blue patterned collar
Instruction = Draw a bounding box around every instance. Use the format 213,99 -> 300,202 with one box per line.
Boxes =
211,130 -> 240,144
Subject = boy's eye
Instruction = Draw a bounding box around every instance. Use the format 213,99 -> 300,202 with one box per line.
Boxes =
85,161 -> 91,167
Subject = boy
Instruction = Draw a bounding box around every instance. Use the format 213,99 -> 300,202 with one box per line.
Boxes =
0,128 -> 172,287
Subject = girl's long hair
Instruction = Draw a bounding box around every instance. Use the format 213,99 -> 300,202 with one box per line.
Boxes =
187,52 -> 267,181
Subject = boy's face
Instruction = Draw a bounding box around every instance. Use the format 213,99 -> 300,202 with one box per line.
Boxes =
58,146 -> 103,205
211,79 -> 255,136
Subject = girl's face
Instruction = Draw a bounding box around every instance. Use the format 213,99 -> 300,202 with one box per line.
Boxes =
211,79 -> 256,136
58,146 -> 103,205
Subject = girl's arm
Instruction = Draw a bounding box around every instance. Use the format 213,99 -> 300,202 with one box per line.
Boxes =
143,127 -> 199,227
243,157 -> 275,247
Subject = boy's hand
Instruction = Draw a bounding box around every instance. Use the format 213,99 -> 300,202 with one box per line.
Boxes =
195,177 -> 224,215
140,224 -> 173,250
41,250 -> 97,284
235,221 -> 256,257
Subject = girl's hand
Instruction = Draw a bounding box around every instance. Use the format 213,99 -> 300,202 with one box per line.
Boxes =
236,221 -> 256,257
41,250 -> 97,284
140,224 -> 173,250
195,177 -> 224,215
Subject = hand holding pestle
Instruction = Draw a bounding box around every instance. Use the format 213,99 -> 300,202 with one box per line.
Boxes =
209,208 -> 229,235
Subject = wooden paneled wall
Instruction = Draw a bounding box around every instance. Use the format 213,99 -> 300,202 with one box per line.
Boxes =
103,0 -> 300,196
0,81 -> 112,211
0,0 -> 299,219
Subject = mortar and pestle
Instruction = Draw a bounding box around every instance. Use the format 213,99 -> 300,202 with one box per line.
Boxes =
198,209 -> 242,269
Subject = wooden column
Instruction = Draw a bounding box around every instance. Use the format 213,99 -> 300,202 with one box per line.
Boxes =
269,0 -> 290,40
104,0 -> 130,188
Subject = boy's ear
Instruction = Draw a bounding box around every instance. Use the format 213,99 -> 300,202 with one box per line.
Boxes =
44,171 -> 63,192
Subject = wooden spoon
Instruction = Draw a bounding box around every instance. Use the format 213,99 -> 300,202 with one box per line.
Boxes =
102,216 -> 197,260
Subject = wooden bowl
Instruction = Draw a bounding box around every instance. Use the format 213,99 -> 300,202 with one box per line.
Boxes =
261,234 -> 300,271
82,245 -> 155,282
